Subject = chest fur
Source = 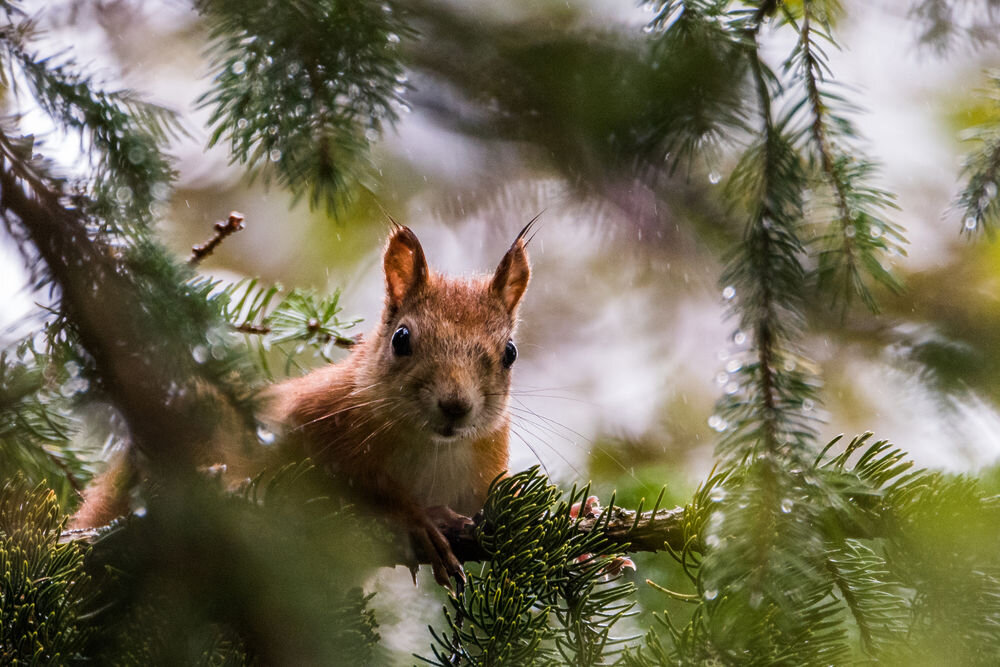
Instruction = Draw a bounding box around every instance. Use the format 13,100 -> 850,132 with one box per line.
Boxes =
382,441 -> 485,515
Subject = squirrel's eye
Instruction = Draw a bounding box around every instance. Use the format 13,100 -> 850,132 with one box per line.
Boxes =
502,339 -> 517,369
392,326 -> 412,356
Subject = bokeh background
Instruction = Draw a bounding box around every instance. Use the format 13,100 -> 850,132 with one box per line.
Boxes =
3,1 -> 999,659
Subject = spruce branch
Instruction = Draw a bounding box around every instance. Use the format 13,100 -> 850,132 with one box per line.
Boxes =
197,0 -> 411,212
1,25 -> 179,229
424,470 -> 640,665
0,346 -> 88,504
958,133 -> 1000,236
56,449 -> 899,580
0,125 -> 255,471
877,470 -> 1000,657
38,440 -> 84,494
649,9 -> 845,661
633,433 -> 990,665
61,502 -> 689,562
909,0 -> 1000,53
0,163 -> 193,463
743,13 -> 795,455
232,321 -> 362,351
1,477 -> 94,663
786,2 -> 905,313
73,461 -> 384,664
643,0 -> 751,171
184,276 -> 363,378
716,29 -> 818,464
956,70 -> 1000,237
233,322 -> 271,335
824,539 -> 908,657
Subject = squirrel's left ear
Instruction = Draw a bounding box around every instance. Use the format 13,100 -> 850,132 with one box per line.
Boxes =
491,223 -> 533,314
384,225 -> 429,308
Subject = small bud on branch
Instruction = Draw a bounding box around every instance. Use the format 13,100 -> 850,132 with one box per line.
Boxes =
190,211 -> 246,265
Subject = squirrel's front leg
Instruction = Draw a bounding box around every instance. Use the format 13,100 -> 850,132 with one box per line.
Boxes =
405,504 -> 469,587
358,466 -> 469,587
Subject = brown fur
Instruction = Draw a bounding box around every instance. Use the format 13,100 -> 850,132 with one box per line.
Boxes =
270,225 -> 529,517
68,449 -> 135,529
72,225 -> 530,554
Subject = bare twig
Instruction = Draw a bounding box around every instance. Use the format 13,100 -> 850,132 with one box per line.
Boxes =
189,211 -> 246,265
332,334 -> 362,349
233,322 -> 272,335
232,322 -> 362,349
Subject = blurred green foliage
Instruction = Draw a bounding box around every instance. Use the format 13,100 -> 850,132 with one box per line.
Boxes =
80,463 -> 385,665
198,0 -> 412,212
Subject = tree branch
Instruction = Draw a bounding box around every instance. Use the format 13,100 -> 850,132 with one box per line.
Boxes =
59,505 -> 688,564
0,129 -> 251,473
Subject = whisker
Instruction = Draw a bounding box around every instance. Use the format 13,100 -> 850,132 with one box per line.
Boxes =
308,400 -> 405,459
506,424 -> 552,478
429,432 -> 440,499
297,397 -> 396,428
510,397 -> 596,442
507,391 -> 601,407
506,420 -> 588,481
346,381 -> 389,398
505,407 -> 582,446
504,400 -> 639,482
349,414 -> 401,456
479,403 -> 584,479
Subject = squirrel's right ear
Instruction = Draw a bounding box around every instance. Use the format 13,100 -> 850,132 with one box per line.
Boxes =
491,229 -> 531,315
384,226 -> 429,308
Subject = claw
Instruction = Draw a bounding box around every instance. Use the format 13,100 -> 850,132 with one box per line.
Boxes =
570,495 -> 602,519
605,556 -> 636,576
409,507 -> 468,588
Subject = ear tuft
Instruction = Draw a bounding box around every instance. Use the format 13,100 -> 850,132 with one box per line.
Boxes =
384,226 -> 428,307
491,233 -> 531,314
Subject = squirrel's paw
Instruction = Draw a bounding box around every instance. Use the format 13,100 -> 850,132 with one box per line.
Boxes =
570,496 -> 636,578
410,507 -> 467,588
570,495 -> 602,519
426,505 -> 474,535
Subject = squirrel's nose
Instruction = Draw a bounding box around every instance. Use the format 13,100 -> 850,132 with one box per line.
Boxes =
438,397 -> 472,421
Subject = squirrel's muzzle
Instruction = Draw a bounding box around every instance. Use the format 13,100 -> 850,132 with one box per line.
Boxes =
438,397 -> 473,421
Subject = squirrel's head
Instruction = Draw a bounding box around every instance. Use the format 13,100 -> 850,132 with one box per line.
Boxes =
366,223 -> 531,444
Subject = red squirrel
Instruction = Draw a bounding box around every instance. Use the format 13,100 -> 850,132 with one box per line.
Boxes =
268,223 -> 530,583
72,223 -> 531,585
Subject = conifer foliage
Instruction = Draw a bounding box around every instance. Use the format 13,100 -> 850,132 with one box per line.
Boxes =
198,0 -> 411,211
957,69 -> 1000,236
425,470 -> 635,666
0,478 -> 92,663
0,0 -> 999,664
